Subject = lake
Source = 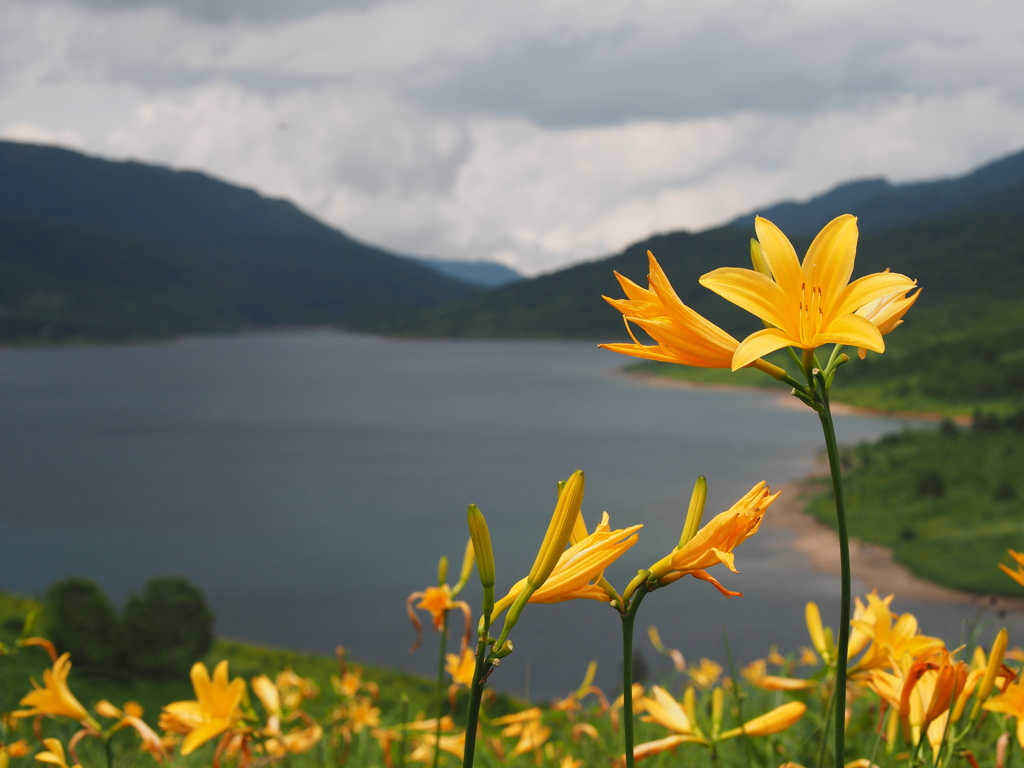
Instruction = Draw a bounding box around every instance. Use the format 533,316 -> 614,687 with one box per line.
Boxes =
0,331 -> 1017,699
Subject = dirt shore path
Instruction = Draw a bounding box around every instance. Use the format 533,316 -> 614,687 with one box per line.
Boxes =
766,479 -> 1024,614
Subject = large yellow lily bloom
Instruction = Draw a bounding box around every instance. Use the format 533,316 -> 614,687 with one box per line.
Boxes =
700,215 -> 919,370
159,660 -> 247,755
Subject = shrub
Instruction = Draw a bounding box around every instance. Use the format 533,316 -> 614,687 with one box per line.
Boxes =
916,469 -> 946,498
122,576 -> 213,678
44,577 -> 122,668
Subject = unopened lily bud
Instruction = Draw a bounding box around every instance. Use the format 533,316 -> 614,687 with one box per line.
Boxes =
711,687 -> 724,739
678,476 -> 707,548
972,628 -> 1009,721
437,555 -> 449,587
467,505 -> 495,589
805,602 -> 832,664
467,504 -> 496,622
719,701 -> 807,740
750,238 -> 772,278
19,609 -> 38,640
683,686 -> 697,726
453,537 -> 476,596
527,470 -> 585,589
648,626 -> 666,654
575,661 -> 597,698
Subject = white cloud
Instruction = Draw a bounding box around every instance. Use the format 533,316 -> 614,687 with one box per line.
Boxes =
2,0 -> 1024,273
1,121 -> 86,150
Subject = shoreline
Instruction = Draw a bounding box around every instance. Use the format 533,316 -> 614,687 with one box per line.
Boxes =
621,368 -> 973,425
766,479 -> 1024,615
623,368 -> 1020,612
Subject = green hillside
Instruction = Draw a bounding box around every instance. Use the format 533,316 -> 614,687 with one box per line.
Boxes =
0,141 -> 479,344
804,415 -> 1024,595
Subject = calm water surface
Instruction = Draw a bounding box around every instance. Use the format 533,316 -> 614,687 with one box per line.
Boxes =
0,331 -> 1016,698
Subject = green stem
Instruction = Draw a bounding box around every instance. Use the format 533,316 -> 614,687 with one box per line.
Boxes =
816,681 -> 835,768
398,692 -> 409,768
621,588 -> 650,768
817,396 -> 851,768
462,616 -> 493,768
433,613 -> 449,768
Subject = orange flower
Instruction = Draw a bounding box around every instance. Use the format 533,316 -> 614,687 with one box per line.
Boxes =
647,481 -> 779,596
406,583 -> 472,654
600,251 -> 741,369
1000,550 -> 1024,588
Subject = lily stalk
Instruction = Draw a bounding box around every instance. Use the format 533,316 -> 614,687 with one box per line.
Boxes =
463,471 -> 583,768
807,359 -> 852,768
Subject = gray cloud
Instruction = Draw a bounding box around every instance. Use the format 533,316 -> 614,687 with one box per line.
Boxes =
3,0 -> 1024,273
11,0 -> 394,25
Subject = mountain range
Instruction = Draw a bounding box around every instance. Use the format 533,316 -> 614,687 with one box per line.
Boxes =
1,139 -> 1022,352
366,147 -> 1024,340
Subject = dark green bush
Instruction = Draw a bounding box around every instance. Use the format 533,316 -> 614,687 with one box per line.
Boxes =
915,469 -> 946,498
44,577 -> 122,668
121,576 -> 213,678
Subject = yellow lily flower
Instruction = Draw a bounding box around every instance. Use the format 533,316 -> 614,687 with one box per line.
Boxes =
159,660 -> 247,756
848,592 -> 944,676
688,659 -> 723,689
853,273 -> 921,358
600,252 -> 742,369
699,215 -> 919,370
984,675 -> 1024,746
492,512 -> 641,614
445,647 -> 476,688
15,653 -> 97,729
647,481 -> 779,594
34,738 -> 81,768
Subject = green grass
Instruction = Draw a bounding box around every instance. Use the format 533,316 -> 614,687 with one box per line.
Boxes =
0,591 -> 436,729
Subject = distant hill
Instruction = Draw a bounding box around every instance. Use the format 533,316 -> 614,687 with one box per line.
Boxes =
729,147 -> 1024,236
0,140 -> 480,343
361,149 -> 1024,341
414,257 -> 523,288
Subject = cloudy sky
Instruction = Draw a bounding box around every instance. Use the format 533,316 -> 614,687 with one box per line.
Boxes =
3,0 -> 1023,275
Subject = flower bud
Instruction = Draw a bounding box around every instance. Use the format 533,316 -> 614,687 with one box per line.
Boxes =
750,238 -> 772,278
678,476 -> 707,548
527,470 -> 585,589
467,505 -> 495,589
